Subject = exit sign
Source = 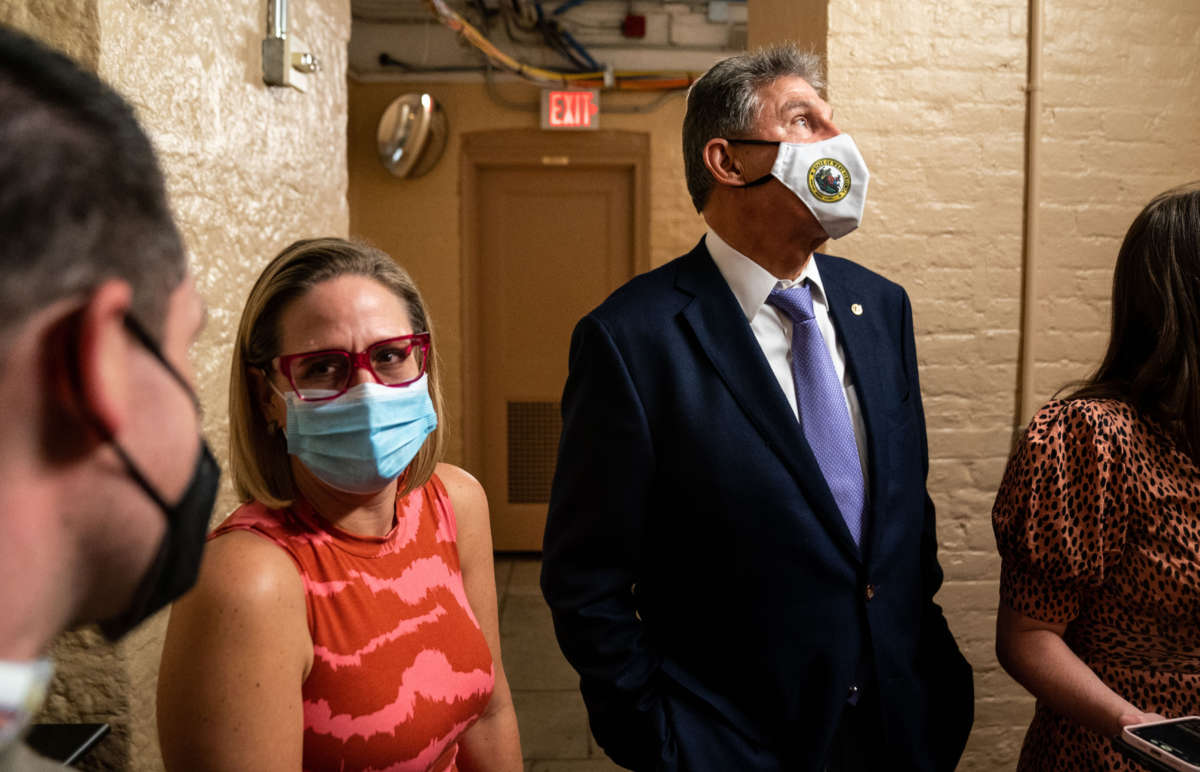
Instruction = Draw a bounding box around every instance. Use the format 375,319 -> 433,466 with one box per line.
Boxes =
541,89 -> 600,130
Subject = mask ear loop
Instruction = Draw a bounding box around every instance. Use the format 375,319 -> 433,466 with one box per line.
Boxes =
63,310 -> 217,641
122,315 -> 201,411
264,377 -> 289,435
58,310 -> 178,513
737,174 -> 776,189
723,138 -> 781,189
266,378 -> 290,402
109,315 -> 204,512
106,431 -> 174,512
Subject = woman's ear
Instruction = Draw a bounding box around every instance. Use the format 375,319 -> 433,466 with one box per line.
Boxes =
75,280 -> 135,439
249,366 -> 285,433
702,137 -> 747,187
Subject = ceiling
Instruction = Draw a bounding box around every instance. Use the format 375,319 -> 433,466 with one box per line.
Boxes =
348,0 -> 747,78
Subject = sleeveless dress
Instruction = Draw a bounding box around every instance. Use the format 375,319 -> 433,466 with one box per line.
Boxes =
993,399 -> 1200,771
211,474 -> 495,772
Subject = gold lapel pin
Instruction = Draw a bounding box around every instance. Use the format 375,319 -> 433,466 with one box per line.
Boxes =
850,303 -> 863,316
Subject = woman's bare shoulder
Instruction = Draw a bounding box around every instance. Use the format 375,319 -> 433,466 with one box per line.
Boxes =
434,462 -> 485,499
433,463 -> 491,542
185,529 -> 305,615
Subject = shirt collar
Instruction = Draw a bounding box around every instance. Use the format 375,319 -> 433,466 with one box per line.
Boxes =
705,228 -> 827,321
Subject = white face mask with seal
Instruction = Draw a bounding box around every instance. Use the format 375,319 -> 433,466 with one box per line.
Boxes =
727,133 -> 870,239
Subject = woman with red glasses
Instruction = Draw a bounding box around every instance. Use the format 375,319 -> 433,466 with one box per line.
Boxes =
157,238 -> 522,771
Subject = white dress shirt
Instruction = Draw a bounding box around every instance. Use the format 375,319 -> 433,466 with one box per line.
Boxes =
706,229 -> 870,487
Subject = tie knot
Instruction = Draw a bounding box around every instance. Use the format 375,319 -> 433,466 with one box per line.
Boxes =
766,282 -> 815,323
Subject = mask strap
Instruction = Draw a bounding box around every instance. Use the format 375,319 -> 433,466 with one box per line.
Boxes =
109,439 -> 175,512
88,314 -> 201,512
267,379 -> 289,401
736,173 -> 776,188
722,138 -> 780,189
122,315 -> 201,411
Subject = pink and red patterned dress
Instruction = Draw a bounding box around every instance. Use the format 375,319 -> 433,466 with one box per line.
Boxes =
212,474 -> 495,772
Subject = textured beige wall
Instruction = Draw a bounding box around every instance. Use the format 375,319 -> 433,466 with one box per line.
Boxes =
823,1 -> 1200,770
0,0 -> 99,66
748,0 -> 826,63
8,0 -> 350,769
348,79 -> 702,465
1031,0 -> 1200,403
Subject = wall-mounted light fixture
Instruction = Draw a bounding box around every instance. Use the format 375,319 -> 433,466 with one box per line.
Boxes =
263,0 -> 320,92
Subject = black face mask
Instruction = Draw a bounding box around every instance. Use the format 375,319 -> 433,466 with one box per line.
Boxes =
95,316 -> 220,641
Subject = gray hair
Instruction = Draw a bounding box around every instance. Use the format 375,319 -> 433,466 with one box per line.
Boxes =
682,44 -> 825,213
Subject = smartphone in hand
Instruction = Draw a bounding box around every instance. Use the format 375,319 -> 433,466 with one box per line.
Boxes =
1122,717 -> 1200,772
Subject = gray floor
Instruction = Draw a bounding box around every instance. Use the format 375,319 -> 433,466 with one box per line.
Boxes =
494,556 -> 624,772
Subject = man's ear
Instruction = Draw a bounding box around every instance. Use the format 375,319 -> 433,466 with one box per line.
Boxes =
75,280 -> 135,440
702,137 -> 747,187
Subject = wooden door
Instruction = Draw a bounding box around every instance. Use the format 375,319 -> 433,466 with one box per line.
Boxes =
463,131 -> 649,551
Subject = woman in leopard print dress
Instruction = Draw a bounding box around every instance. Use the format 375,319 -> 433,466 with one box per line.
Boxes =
993,182 -> 1200,771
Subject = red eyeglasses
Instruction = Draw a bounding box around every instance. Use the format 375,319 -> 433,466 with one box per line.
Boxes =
274,333 -> 431,401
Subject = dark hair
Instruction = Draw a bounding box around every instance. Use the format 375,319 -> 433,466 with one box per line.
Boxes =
1066,182 -> 1200,458
0,25 -> 184,343
682,43 -> 824,213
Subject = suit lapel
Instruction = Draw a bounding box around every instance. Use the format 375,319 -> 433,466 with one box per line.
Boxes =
816,254 -> 890,564
674,243 -> 862,563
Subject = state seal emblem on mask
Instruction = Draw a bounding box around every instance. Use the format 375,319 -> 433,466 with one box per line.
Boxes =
807,158 -> 851,203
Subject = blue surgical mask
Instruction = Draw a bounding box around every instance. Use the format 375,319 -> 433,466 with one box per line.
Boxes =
278,375 -> 437,494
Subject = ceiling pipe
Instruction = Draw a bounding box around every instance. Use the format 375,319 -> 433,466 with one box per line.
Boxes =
1016,0 -> 1044,435
263,0 -> 320,91
269,0 -> 286,39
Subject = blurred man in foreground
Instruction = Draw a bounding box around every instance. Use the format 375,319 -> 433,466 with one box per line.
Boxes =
0,25 -> 217,770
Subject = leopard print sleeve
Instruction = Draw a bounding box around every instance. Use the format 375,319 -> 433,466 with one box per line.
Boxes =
992,399 -> 1131,623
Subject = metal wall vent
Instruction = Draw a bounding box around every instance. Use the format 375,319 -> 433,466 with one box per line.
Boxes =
506,401 -> 562,504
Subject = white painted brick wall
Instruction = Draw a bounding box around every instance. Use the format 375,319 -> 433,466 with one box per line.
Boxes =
828,0 -> 1200,768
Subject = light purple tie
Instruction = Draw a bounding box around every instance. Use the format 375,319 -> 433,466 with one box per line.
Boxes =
767,283 -> 865,546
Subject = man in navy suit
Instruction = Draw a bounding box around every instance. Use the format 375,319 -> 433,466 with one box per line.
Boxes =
541,45 -> 973,771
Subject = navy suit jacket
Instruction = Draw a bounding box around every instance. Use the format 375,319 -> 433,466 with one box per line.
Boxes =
541,239 -> 973,771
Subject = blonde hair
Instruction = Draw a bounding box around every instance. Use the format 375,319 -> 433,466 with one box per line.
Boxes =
229,237 -> 446,508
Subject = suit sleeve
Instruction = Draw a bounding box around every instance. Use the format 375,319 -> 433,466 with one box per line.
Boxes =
540,314 -> 668,770
899,289 -> 974,771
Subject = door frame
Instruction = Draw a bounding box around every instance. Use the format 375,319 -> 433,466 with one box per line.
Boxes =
460,129 -> 651,517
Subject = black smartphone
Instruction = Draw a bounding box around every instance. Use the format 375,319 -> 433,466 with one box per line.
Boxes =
24,722 -> 109,766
